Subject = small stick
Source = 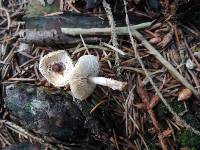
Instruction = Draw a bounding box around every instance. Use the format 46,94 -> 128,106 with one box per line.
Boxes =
0,8 -> 11,29
138,133 -> 149,150
66,1 -> 81,13
90,100 -> 107,113
44,12 -> 63,16
80,34 -> 90,54
102,0 -> 119,65
72,44 -> 111,55
0,133 -> 11,145
113,130 -> 120,150
184,37 -> 200,70
102,42 -> 127,55
8,78 -> 36,81
61,22 -> 152,36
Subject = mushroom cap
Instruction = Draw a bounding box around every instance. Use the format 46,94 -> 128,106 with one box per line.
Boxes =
39,50 -> 74,87
68,55 -> 100,100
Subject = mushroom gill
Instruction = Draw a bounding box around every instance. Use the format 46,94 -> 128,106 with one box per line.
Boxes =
39,50 -> 74,87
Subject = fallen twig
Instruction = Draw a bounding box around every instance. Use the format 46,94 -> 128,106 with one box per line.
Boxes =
8,78 -> 36,81
61,22 -> 152,35
102,0 -> 119,65
102,42 -> 127,56
0,8 -> 11,29
184,37 -> 200,70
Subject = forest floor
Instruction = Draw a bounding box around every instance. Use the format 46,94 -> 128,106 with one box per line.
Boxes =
0,0 -> 200,150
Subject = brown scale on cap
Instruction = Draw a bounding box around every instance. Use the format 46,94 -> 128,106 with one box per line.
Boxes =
51,62 -> 65,73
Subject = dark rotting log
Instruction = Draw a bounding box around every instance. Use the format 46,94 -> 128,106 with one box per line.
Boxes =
3,84 -> 113,147
18,29 -> 101,46
19,12 -> 152,47
4,84 -> 88,141
2,143 -> 43,150
23,12 -> 109,30
18,12 -> 110,46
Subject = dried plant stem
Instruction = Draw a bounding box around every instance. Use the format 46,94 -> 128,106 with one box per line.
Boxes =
61,22 -> 152,35
88,77 -> 127,91
184,37 -> 200,70
102,42 -> 126,55
90,100 -> 107,113
0,8 -> 11,29
102,0 -> 119,65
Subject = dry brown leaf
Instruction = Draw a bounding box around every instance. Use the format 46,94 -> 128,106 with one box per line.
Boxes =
149,37 -> 162,44
178,88 -> 192,101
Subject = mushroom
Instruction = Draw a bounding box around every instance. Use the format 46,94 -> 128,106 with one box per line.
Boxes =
68,55 -> 127,100
39,50 -> 74,87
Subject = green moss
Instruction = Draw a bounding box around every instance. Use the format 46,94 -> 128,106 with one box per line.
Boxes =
193,47 -> 200,52
155,100 -> 185,115
177,129 -> 200,149
144,132 -> 157,150
154,102 -> 168,118
43,4 -> 58,14
183,114 -> 200,130
155,100 -> 185,119
26,1 -> 59,17
171,100 -> 185,113
154,100 -> 187,130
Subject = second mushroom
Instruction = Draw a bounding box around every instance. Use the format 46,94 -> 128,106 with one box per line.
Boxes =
68,55 -> 127,100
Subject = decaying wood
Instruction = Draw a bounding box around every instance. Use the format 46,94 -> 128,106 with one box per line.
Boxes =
24,13 -> 109,30
19,21 -> 152,46
22,12 -> 152,46
18,29 -> 102,46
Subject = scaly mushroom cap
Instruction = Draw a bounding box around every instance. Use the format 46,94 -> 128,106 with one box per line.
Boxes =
39,50 -> 74,87
68,55 -> 100,100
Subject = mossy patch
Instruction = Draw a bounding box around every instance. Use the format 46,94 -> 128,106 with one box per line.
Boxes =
177,129 -> 200,149
155,100 -> 200,149
183,114 -> 200,130
193,47 -> 200,52
26,0 -> 60,17
155,100 -> 185,119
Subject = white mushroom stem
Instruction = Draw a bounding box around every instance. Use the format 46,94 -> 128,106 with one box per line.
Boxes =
88,77 -> 127,91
